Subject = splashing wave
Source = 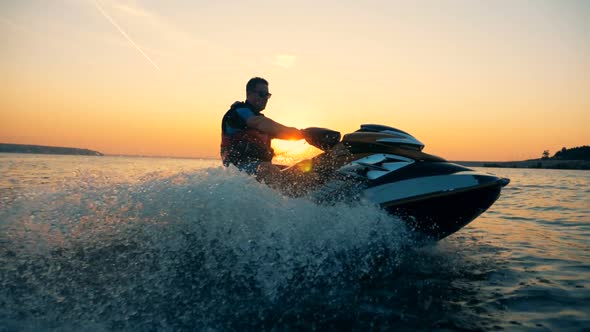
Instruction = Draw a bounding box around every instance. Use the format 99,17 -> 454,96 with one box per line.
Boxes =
1,167 -> 412,330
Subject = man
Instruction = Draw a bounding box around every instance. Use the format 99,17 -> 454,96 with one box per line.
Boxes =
221,77 -> 310,190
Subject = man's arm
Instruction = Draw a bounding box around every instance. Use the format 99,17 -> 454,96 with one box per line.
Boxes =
246,115 -> 304,140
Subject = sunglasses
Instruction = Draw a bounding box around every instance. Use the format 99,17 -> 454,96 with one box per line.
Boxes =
255,91 -> 272,98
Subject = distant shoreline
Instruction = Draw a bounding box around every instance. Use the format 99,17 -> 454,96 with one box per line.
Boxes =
1,144 -> 587,170
454,159 -> 590,170
0,143 -> 103,156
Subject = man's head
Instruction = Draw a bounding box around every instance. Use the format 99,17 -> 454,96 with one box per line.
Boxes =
246,77 -> 271,111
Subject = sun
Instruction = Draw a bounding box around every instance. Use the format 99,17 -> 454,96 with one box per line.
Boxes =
271,139 -> 323,166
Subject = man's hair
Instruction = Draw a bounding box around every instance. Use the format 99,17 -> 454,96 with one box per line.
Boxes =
246,77 -> 268,93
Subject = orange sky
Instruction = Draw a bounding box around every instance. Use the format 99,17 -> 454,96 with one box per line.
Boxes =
1,0 -> 589,161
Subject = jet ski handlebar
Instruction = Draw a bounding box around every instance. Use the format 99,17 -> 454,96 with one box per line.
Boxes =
302,127 -> 341,151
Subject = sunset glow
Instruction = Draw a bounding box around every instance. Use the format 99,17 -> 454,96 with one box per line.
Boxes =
1,0 -> 588,161
271,139 -> 322,165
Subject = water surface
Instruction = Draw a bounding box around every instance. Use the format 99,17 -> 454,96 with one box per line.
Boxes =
1,153 -> 589,331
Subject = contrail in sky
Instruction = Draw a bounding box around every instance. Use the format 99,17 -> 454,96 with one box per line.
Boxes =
93,0 -> 161,71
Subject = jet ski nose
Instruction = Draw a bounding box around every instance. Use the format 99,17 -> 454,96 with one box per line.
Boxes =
499,178 -> 510,187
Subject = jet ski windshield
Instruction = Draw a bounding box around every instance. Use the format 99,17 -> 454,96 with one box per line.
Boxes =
357,124 -> 413,136
343,124 -> 426,151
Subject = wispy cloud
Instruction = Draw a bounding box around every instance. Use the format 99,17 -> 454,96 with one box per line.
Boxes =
112,2 -> 152,18
265,54 -> 297,69
93,0 -> 161,71
102,0 -> 207,61
90,0 -> 250,70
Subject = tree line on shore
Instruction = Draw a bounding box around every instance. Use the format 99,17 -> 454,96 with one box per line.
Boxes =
0,143 -> 103,156
542,146 -> 590,161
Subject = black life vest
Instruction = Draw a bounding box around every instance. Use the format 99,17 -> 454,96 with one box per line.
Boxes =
220,102 -> 274,167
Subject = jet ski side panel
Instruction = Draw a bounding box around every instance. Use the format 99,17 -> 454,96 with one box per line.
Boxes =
381,180 -> 505,240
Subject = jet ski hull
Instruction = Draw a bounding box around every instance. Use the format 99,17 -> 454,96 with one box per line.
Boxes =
380,179 -> 507,240
355,161 -> 510,240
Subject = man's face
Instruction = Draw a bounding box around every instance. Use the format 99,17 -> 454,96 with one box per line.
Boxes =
247,83 -> 272,111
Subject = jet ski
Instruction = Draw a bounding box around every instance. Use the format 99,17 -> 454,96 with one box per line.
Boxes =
283,124 -> 510,240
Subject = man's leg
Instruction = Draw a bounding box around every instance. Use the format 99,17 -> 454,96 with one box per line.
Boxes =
254,162 -> 319,196
254,143 -> 353,195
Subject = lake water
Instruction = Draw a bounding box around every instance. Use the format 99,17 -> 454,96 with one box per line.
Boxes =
1,153 -> 589,331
